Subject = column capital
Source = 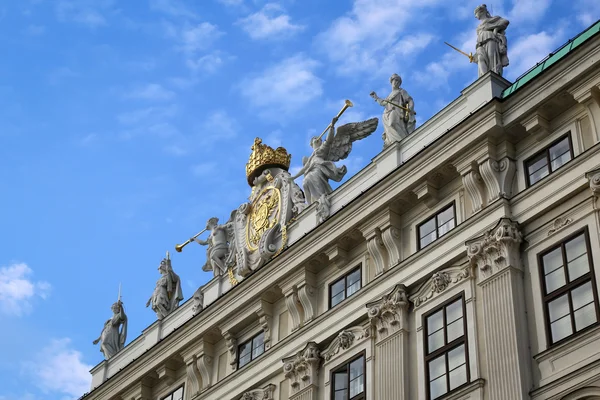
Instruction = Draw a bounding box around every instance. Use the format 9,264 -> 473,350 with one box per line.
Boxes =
366,284 -> 409,340
586,167 -> 600,197
241,384 -> 276,400
282,342 -> 321,395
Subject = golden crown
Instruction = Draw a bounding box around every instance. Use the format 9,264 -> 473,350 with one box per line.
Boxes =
245,138 -> 291,186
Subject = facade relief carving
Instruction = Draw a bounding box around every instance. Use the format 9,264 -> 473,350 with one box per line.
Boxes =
223,331 -> 238,371
315,193 -> 331,223
192,286 -> 204,315
586,167 -> 600,197
479,157 -> 516,201
240,384 -> 276,400
282,342 -> 321,394
548,216 -> 573,236
322,325 -> 370,362
366,284 -> 409,340
410,265 -> 471,308
466,218 -> 523,280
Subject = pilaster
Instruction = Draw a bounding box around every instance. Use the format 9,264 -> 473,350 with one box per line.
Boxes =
366,285 -> 409,400
282,342 -> 321,400
466,218 -> 530,400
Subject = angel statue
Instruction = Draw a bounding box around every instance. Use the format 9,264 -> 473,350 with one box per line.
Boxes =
370,73 -> 415,147
473,4 -> 509,77
145,253 -> 184,320
291,116 -> 378,204
93,300 -> 127,360
191,214 -> 235,277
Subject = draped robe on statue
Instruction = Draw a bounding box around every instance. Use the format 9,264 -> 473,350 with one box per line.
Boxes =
475,16 -> 509,76
302,139 -> 346,204
377,88 -> 415,146
99,306 -> 127,359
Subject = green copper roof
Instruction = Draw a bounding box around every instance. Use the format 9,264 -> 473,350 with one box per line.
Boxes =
502,19 -> 600,98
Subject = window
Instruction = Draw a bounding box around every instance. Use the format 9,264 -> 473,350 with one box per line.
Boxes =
329,266 -> 362,308
238,331 -> 265,368
331,353 -> 366,400
418,203 -> 456,250
162,385 -> 184,400
525,135 -> 573,186
423,295 -> 469,400
539,229 -> 599,345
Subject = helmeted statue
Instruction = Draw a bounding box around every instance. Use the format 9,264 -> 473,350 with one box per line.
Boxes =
191,215 -> 236,277
473,4 -> 509,77
93,300 -> 127,360
370,73 -> 415,147
145,253 -> 183,320
291,116 -> 378,203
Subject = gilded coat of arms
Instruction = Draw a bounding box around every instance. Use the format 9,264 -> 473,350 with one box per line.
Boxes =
246,187 -> 281,250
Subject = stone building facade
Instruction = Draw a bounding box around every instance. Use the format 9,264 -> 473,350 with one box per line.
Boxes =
84,22 -> 600,400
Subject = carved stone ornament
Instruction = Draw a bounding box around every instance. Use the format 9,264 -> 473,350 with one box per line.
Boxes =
410,265 -> 471,308
224,331 -> 238,370
322,326 -> 370,362
282,342 -> 321,393
366,284 -> 408,337
585,168 -> 600,197
192,286 -> 204,315
466,218 -> 523,277
548,217 -> 573,236
240,384 -> 276,400
316,193 -> 331,223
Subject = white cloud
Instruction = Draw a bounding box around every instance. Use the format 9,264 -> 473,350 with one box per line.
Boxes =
55,0 -> 113,28
124,83 -> 175,101
316,0 -> 440,77
508,0 -> 551,24
0,263 -> 51,316
575,0 -> 600,27
237,3 -> 305,40
178,22 -> 224,54
506,29 -> 566,80
24,338 -> 92,399
150,0 -> 198,19
218,0 -> 245,6
186,52 -> 233,74
199,110 -> 238,142
240,54 -> 323,119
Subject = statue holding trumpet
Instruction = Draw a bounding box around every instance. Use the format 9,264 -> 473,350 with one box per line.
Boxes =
291,100 -> 378,204
370,73 -> 416,147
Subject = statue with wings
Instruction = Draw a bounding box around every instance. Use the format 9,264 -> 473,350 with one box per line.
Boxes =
291,116 -> 378,204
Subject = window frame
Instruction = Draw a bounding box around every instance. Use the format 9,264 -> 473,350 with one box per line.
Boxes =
329,351 -> 367,400
161,384 -> 184,400
538,227 -> 600,347
417,202 -> 457,251
237,331 -> 265,369
422,293 -> 470,400
328,265 -> 362,309
524,133 -> 574,187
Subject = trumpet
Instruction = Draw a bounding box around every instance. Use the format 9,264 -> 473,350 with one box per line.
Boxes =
175,228 -> 207,252
317,99 -> 353,140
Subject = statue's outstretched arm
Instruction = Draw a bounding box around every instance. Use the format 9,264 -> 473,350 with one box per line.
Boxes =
192,237 -> 208,246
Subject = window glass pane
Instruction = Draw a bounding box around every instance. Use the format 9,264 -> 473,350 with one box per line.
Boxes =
545,269 -> 566,294
528,154 -> 549,184
447,345 -> 466,370
550,151 -> 571,171
574,303 -> 597,331
567,254 -> 590,282
331,279 -> 345,298
349,357 -> 364,381
437,206 -> 455,227
542,248 -> 563,275
420,217 -> 436,240
447,319 -> 464,343
239,353 -> 251,368
438,219 -> 455,238
334,371 -> 347,389
331,292 -> 345,307
252,343 -> 264,359
347,280 -> 360,297
346,270 -> 361,297
173,387 -> 184,400
572,282 -> 594,310
334,390 -> 347,400
529,165 -> 549,185
429,375 -> 447,399
551,315 -> 573,342
420,233 -> 436,249
252,333 -> 265,359
549,138 -> 571,169
565,234 -> 587,262
449,364 -> 468,390
427,310 -> 444,333
239,341 -> 251,358
428,330 -> 444,353
349,376 -> 364,397
548,293 -> 570,322
446,300 -> 463,323
428,354 -> 446,380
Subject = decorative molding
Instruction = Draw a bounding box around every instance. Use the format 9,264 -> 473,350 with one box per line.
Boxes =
223,331 -> 238,370
240,384 -> 276,400
298,283 -> 317,324
586,167 -> 600,197
155,361 -> 177,386
284,288 -> 303,331
462,169 -> 486,214
316,193 -> 331,223
466,218 -> 523,280
547,216 -> 573,236
255,300 -> 274,350
521,112 -> 550,142
282,342 -> 321,394
322,326 -> 370,362
410,265 -> 471,308
479,157 -> 516,201
412,180 -> 439,209
366,284 -> 409,340
325,244 -> 349,269
381,226 -> 402,267
192,286 -> 204,315
183,357 -> 202,398
197,353 -> 213,390
365,229 -> 387,276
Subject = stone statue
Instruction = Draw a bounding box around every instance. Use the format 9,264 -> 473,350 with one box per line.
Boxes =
192,286 -> 204,315
291,116 -> 378,204
191,215 -> 235,277
473,4 -> 509,77
370,73 -> 415,147
93,300 -> 127,360
145,253 -> 183,320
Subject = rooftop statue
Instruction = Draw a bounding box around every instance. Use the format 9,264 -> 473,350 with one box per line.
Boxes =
191,215 -> 236,277
145,252 -> 183,320
291,116 -> 379,204
473,4 -> 509,77
93,297 -> 127,360
370,73 -> 416,147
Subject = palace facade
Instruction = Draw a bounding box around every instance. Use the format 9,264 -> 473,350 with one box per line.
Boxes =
84,21 -> 600,400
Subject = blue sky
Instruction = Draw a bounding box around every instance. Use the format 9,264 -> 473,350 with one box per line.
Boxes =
0,0 -> 597,399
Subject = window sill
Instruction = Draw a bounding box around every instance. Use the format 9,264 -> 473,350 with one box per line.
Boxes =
534,323 -> 600,363
434,379 -> 485,400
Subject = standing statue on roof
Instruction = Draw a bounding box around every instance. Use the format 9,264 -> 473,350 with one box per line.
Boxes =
146,252 -> 184,320
191,213 -> 236,277
291,116 -> 378,204
93,297 -> 127,360
473,4 -> 509,77
370,73 -> 416,147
